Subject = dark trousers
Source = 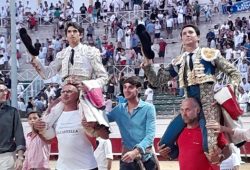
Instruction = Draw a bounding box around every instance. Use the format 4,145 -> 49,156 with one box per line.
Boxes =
120,156 -> 156,170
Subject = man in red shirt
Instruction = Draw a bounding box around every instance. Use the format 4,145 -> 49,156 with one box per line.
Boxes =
158,98 -> 231,170
158,38 -> 167,60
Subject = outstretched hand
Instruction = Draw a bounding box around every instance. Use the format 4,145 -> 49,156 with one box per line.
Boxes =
81,119 -> 109,139
33,118 -> 46,133
158,144 -> 172,160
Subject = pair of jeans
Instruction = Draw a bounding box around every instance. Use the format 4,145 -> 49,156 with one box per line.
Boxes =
120,156 -> 156,170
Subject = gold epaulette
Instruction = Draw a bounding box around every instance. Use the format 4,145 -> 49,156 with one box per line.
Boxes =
201,48 -> 219,62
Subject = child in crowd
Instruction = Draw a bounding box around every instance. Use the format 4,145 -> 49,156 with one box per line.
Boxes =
23,111 -> 51,170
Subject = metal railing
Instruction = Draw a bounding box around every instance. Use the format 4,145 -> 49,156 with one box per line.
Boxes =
0,4 -> 218,28
0,69 -> 38,81
18,75 -> 44,102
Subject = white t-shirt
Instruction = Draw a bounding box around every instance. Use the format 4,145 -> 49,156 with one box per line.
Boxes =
240,82 -> 250,92
220,153 -> 240,170
144,87 -> 154,101
55,110 -> 97,170
154,24 -> 161,34
166,18 -> 173,28
94,137 -> 113,170
225,48 -> 233,60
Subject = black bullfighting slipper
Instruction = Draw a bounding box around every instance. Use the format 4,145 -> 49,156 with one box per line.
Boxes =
136,24 -> 154,59
19,28 -> 39,56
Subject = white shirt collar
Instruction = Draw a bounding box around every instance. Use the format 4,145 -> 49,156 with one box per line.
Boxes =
69,43 -> 81,51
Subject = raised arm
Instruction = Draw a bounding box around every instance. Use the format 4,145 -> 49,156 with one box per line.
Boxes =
214,51 -> 241,87
29,52 -> 62,80
19,27 -> 62,80
142,58 -> 172,88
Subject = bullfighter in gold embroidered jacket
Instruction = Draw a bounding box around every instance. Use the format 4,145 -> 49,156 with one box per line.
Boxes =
141,24 -> 241,159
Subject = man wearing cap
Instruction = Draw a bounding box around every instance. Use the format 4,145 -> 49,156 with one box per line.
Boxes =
0,80 -> 26,170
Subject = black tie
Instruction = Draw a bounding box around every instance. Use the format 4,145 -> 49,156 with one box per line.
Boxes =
189,53 -> 194,71
70,49 -> 74,65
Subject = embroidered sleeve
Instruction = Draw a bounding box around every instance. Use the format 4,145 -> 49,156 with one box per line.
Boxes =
214,51 -> 241,86
83,46 -> 108,87
143,64 -> 172,88
30,52 -> 62,80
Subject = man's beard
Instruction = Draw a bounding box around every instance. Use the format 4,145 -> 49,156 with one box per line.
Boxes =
183,117 -> 198,125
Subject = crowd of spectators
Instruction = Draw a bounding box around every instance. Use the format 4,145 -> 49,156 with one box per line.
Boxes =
0,0 -> 250,116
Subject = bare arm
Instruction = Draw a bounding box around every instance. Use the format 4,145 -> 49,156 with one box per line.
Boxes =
107,158 -> 112,170
206,120 -> 250,141
15,149 -> 24,170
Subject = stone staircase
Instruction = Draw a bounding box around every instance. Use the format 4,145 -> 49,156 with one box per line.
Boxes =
153,93 -> 184,117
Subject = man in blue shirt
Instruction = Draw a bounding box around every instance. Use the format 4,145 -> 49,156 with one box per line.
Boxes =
244,39 -> 250,61
107,76 -> 157,170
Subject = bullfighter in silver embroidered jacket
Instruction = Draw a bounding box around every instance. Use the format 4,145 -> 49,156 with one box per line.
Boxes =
141,24 -> 241,158
19,22 -> 109,139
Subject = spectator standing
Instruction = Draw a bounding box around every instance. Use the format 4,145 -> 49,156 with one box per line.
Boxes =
206,29 -> 215,48
17,81 -> 24,97
117,26 -> 124,43
177,4 -> 184,29
238,60 -> 248,81
0,81 -> 26,170
144,84 -> 154,104
130,31 -> 139,50
238,89 -> 249,113
193,1 -> 201,25
166,17 -> 173,38
106,76 -> 157,169
225,44 -> 233,60
240,78 -> 250,93
26,97 -> 35,113
87,24 -> 95,40
94,137 -> 113,170
28,14 -> 37,31
154,20 -> 161,40
95,0 -> 102,19
244,39 -> 250,61
22,111 -> 50,170
146,21 -> 155,42
125,26 -> 131,49
34,39 -> 41,52
80,3 -> 87,19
